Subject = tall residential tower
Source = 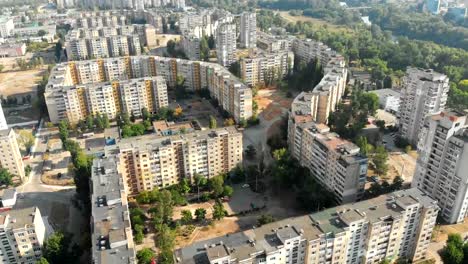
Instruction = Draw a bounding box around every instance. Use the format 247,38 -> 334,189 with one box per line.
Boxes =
240,12 -> 256,49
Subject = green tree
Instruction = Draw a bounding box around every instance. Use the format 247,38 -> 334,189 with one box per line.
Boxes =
222,185 -> 234,197
86,115 -> 94,130
36,257 -> 50,264
200,36 -> 210,61
194,174 -> 207,201
442,235 -> 464,264
141,107 -> 150,120
43,232 -> 71,264
151,190 -> 174,226
102,113 -> 110,128
209,115 -> 217,129
257,214 -> 275,226
195,208 -> 206,221
17,129 -> 35,151
212,201 -> 227,220
58,120 -> 69,143
356,136 -> 373,156
181,210 -> 193,225
137,248 -> 156,264
245,144 -> 257,159
0,168 -> 13,186
209,175 -> 224,198
372,146 -> 389,176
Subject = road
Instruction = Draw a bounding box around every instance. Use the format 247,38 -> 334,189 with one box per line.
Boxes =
14,119 -> 82,238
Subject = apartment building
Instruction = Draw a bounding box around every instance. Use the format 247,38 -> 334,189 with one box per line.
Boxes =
180,34 -> 201,61
90,157 -> 136,264
106,127 -> 242,195
0,103 -> 7,130
240,12 -> 257,49
290,42 -> 347,124
288,118 -> 368,203
65,25 -> 153,60
412,111 -> 468,224
239,50 -> 294,87
0,207 -> 46,264
0,129 -> 25,181
178,10 -> 233,39
398,68 -> 449,146
175,188 -> 438,264
257,31 -> 293,53
45,56 -> 252,124
0,17 -> 14,38
216,23 -> 237,67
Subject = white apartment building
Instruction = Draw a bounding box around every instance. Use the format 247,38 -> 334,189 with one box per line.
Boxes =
0,103 -> 7,130
240,12 -> 257,49
412,111 -> 468,224
91,157 -> 136,264
0,129 -> 25,181
87,38 -> 110,59
0,207 -> 46,264
371,88 -> 401,114
257,31 -> 293,53
175,188 -> 439,264
107,127 -> 243,195
240,50 -> 294,87
399,67 -> 449,146
288,118 -> 368,203
45,56 -> 252,124
290,38 -> 348,124
0,17 -> 14,38
216,23 -> 237,67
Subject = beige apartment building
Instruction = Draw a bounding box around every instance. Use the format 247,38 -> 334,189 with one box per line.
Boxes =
106,127 -> 242,195
0,207 -> 46,264
291,38 -> 348,124
175,188 -> 438,264
0,129 -> 25,181
239,50 -> 294,87
413,110 -> 468,224
45,56 -> 252,124
288,117 -> 368,203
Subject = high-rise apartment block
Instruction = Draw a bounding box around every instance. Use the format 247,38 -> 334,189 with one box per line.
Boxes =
412,111 -> 468,224
216,23 -> 237,67
240,50 -> 293,87
175,188 -> 439,264
240,12 -> 257,49
398,68 -> 449,146
0,103 -> 7,130
106,127 -> 242,195
181,35 -> 201,61
65,24 -> 158,60
0,207 -> 46,264
0,17 -> 14,38
0,129 -> 25,181
426,0 -> 441,14
91,157 -> 136,264
288,118 -> 368,203
257,31 -> 293,53
45,56 -> 252,124
290,38 -> 348,124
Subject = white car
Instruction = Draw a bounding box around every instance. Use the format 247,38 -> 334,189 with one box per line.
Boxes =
242,184 -> 250,188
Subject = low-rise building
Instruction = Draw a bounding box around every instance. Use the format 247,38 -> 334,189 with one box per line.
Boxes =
0,188 -> 16,208
175,188 -> 439,264
0,207 -> 46,264
371,88 -> 400,114
0,43 -> 26,57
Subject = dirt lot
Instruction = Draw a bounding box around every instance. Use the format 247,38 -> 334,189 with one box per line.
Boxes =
433,220 -> 468,243
0,68 -> 46,96
255,88 -> 293,121
174,185 -> 302,248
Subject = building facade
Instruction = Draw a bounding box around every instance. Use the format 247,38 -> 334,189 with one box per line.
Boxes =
288,119 -> 368,203
239,51 -> 294,87
45,56 -> 252,124
398,68 -> 449,146
0,129 -> 25,181
239,12 -> 256,49
290,38 -> 348,124
0,17 -> 14,38
0,207 -> 46,264
412,111 -> 468,224
175,188 -> 439,264
91,157 -> 136,264
106,127 -> 242,195
216,23 -> 237,67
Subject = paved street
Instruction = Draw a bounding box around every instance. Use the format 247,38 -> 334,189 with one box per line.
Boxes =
14,120 -> 82,239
